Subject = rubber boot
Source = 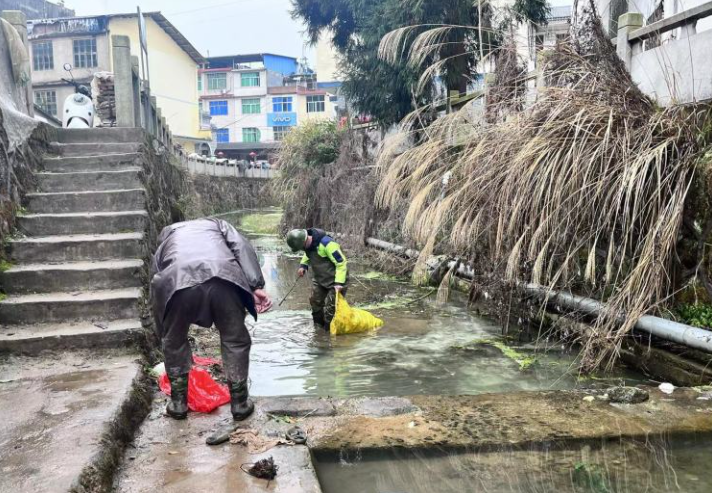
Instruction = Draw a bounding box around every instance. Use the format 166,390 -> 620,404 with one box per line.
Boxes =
166,372 -> 189,420
229,379 -> 254,421
312,312 -> 325,330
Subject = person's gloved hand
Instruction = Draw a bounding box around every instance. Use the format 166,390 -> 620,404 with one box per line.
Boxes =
253,289 -> 273,314
334,285 -> 343,294
297,268 -> 306,278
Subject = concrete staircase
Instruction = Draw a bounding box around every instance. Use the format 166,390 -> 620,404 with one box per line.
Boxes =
0,128 -> 148,354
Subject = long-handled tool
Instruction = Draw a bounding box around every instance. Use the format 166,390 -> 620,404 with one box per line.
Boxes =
278,276 -> 301,306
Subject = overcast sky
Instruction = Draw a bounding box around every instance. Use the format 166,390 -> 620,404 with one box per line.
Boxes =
62,0 -> 574,67
62,0 -> 316,63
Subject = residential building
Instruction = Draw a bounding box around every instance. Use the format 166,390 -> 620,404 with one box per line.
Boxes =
200,53 -> 309,159
316,32 -> 341,88
27,12 -> 211,152
0,0 -> 74,20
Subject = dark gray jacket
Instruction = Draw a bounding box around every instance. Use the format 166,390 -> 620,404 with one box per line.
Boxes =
151,218 -> 265,330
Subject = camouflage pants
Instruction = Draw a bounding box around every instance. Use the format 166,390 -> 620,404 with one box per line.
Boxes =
310,284 -> 347,330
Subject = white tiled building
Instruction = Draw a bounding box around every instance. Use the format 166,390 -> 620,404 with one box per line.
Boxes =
199,53 -> 339,159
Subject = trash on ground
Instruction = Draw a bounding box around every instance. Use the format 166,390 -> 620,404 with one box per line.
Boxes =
241,456 -> 278,482
158,356 -> 230,413
330,292 -> 384,335
285,426 -> 307,444
230,428 -> 287,454
206,423 -> 239,446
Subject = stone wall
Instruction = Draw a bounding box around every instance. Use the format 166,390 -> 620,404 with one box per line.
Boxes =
0,111 -> 50,249
191,174 -> 276,215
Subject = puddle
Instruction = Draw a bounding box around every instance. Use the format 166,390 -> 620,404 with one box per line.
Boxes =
196,211 -> 644,398
312,434 -> 712,493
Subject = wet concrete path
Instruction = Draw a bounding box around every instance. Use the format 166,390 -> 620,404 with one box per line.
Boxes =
0,351 -> 142,492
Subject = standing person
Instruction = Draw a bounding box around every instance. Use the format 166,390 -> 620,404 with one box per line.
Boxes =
286,228 -> 348,330
151,218 -> 272,421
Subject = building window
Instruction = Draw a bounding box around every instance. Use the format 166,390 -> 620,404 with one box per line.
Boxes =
273,126 -> 292,142
213,128 -> 229,143
207,72 -> 227,90
272,96 -> 293,113
243,128 -> 260,143
209,100 -> 228,116
241,72 -> 260,87
242,98 -> 261,114
197,73 -> 203,91
307,95 -> 326,113
34,90 -> 57,115
73,38 -> 97,68
32,41 -> 54,71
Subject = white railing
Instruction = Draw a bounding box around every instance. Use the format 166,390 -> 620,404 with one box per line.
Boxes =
175,153 -> 276,179
616,3 -> 712,105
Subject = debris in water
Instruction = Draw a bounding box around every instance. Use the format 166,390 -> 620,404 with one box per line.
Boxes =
608,386 -> 649,404
241,456 -> 278,482
582,396 -> 595,403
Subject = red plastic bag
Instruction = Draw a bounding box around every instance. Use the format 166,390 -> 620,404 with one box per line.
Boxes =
158,356 -> 230,413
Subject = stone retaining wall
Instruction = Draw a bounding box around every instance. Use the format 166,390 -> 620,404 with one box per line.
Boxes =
191,174 -> 276,215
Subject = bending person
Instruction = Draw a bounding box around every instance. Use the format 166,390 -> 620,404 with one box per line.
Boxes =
151,218 -> 272,421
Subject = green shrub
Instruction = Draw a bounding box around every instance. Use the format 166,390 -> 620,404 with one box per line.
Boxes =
676,303 -> 712,329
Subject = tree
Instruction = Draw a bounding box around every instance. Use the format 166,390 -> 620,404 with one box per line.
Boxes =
292,0 -> 550,125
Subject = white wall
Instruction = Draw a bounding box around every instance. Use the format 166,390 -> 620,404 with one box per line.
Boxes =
630,28 -> 712,105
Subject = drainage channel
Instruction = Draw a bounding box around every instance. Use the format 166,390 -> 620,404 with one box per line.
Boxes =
114,210 -> 712,492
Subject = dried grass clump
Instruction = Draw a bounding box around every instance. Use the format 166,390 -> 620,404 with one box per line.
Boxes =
376,13 -> 712,371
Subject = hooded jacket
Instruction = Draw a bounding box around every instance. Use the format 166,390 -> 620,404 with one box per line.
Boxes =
151,218 -> 265,331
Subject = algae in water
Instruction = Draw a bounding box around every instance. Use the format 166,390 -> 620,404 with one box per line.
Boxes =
240,213 -> 282,235
455,338 -> 538,371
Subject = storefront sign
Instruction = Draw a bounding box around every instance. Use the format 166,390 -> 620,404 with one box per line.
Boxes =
267,112 -> 297,127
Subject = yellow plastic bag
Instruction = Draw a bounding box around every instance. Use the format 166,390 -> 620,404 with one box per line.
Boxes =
330,292 -> 384,335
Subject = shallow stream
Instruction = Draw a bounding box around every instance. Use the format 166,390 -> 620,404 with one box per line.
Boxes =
198,211 -> 643,398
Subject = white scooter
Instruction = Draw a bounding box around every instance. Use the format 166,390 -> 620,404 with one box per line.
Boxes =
61,63 -> 94,128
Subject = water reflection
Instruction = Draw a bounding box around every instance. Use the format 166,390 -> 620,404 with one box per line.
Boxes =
195,211 -> 643,397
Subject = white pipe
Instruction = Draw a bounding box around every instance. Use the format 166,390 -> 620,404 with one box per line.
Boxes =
363,236 -> 712,354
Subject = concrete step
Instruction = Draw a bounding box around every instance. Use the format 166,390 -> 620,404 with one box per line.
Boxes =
1,259 -> 143,294
55,127 -> 145,144
27,188 -> 146,213
0,319 -> 142,355
49,142 -> 142,156
18,211 -> 147,236
42,153 -> 141,172
0,288 -> 140,325
37,169 -> 141,193
6,233 -> 144,263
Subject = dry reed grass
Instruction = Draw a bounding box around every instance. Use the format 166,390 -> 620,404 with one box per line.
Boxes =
376,10 -> 712,371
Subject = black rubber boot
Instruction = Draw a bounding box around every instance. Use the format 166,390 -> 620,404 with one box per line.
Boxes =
229,379 -> 254,421
166,372 -> 189,420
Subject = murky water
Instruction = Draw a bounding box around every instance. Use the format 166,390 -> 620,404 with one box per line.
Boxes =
313,435 -> 712,493
197,211 -> 643,398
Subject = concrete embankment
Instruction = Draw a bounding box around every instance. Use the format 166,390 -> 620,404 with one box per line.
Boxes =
116,386 -> 712,491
